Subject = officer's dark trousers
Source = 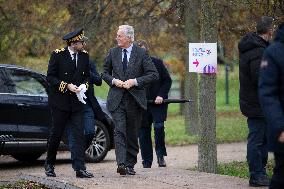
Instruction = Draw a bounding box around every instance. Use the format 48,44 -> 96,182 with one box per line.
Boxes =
247,117 -> 268,179
139,113 -> 167,167
46,108 -> 86,171
111,92 -> 143,168
270,153 -> 284,189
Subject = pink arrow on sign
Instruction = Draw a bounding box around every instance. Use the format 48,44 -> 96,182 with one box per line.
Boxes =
193,59 -> 199,67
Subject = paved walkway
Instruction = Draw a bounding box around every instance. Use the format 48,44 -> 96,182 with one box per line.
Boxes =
0,142 -> 269,189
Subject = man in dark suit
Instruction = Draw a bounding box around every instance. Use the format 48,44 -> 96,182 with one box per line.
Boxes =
45,28 -> 93,178
136,40 -> 172,168
102,25 -> 158,175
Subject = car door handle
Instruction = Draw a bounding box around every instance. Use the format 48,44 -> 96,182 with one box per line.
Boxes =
17,103 -> 30,107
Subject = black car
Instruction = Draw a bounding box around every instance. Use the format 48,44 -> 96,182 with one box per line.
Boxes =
0,64 -> 114,162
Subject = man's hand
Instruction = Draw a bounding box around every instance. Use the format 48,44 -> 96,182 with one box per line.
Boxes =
67,83 -> 80,93
155,96 -> 163,104
113,79 -> 124,88
123,79 -> 136,89
279,131 -> 284,143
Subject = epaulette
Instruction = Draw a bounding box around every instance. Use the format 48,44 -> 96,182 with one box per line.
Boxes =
54,48 -> 65,53
82,50 -> 88,54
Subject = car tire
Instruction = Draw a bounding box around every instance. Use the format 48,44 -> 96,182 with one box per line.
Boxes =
85,120 -> 110,163
11,152 -> 44,162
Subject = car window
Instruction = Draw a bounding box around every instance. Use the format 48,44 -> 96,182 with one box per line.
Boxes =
6,68 -> 47,96
0,68 -> 16,93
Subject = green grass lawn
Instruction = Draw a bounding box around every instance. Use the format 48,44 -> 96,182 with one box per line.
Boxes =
217,160 -> 274,179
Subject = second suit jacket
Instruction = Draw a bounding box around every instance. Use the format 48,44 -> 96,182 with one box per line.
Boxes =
102,44 -> 159,111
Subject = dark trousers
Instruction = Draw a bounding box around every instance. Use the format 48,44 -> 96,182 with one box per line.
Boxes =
247,117 -> 268,179
67,103 -> 95,159
46,108 -> 85,171
270,153 -> 284,189
111,92 -> 143,168
139,112 -> 167,166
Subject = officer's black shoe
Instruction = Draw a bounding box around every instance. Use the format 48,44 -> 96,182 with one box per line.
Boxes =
126,167 -> 136,175
157,156 -> 166,167
76,170 -> 94,178
117,164 -> 126,175
44,163 -> 56,177
249,175 -> 269,187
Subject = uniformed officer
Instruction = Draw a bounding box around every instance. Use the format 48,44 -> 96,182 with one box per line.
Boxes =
44,28 -> 94,178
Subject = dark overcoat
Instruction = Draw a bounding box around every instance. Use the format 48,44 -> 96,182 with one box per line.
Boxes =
259,24 -> 284,153
147,57 -> 172,122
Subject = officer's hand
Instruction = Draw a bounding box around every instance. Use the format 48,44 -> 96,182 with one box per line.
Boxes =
155,96 -> 163,104
278,132 -> 284,143
67,83 -> 80,93
113,79 -> 124,88
123,79 -> 135,89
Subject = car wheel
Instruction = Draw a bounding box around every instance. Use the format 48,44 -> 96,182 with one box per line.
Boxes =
85,120 -> 110,163
11,152 -> 44,162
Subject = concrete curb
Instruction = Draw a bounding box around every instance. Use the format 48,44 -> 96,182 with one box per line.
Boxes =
20,174 -> 82,189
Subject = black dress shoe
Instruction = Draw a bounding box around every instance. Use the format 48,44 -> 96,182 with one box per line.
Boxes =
76,170 -> 94,178
126,167 -> 136,175
249,175 -> 269,187
117,164 -> 126,175
157,156 -> 166,167
44,163 -> 56,177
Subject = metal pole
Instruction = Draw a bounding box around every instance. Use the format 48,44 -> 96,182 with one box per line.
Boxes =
225,64 -> 229,105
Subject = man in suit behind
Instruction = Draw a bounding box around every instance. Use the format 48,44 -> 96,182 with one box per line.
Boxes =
45,28 -> 93,178
136,40 -> 172,168
102,25 -> 158,175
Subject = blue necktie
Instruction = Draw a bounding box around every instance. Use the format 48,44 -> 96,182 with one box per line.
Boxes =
122,49 -> 127,72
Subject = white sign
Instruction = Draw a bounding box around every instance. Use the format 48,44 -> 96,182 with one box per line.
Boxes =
188,43 -> 217,74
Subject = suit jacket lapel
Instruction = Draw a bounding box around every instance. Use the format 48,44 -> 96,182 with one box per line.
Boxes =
114,47 -> 124,77
126,45 -> 137,77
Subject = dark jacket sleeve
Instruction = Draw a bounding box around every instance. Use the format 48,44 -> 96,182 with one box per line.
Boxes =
136,52 -> 159,87
249,47 -> 265,87
102,49 -> 114,86
259,50 -> 284,136
89,61 -> 102,86
47,52 -> 67,93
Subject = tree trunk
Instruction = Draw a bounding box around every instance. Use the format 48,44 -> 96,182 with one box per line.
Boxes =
184,0 -> 200,135
198,0 -> 218,174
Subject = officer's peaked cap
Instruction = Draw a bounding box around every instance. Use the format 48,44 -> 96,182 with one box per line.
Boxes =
62,28 -> 88,43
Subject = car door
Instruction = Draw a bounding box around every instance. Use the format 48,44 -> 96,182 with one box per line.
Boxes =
5,67 -> 50,140
0,67 -> 19,143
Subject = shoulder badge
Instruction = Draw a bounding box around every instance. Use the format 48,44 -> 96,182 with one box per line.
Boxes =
82,50 -> 88,54
54,48 -> 65,53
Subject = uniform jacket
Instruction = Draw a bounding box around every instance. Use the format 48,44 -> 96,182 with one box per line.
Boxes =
238,32 -> 269,118
47,47 -> 90,112
102,44 -> 159,111
259,23 -> 284,153
147,57 -> 172,122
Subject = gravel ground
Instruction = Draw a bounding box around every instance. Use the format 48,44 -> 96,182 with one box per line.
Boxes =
0,142 -> 269,189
